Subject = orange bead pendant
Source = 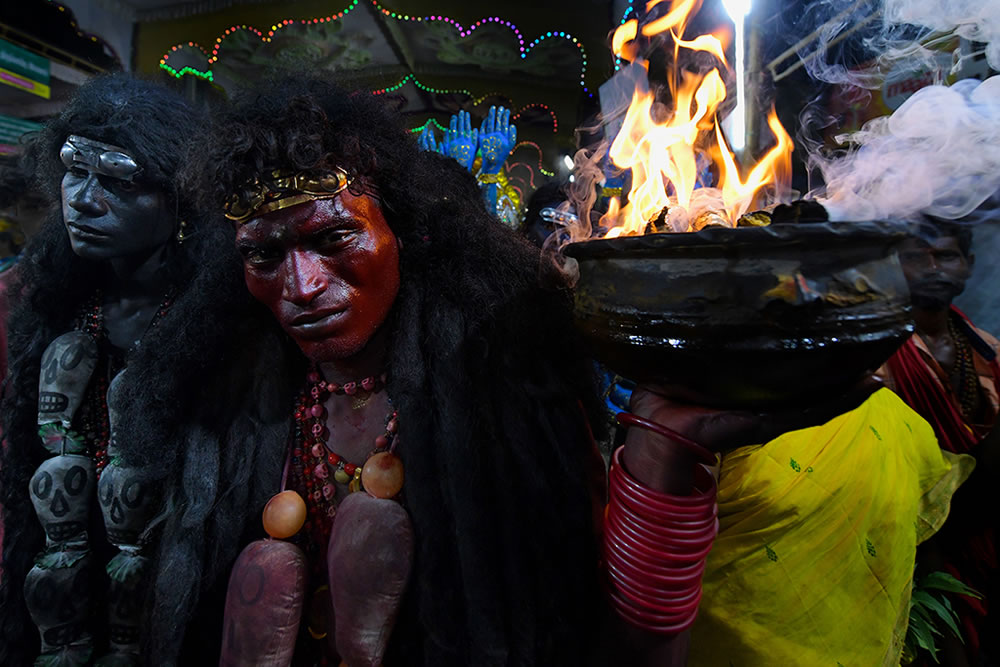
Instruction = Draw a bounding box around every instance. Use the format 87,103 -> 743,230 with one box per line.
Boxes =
262,490 -> 307,539
361,451 -> 404,499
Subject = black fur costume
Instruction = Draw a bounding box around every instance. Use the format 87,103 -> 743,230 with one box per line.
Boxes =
189,79 -> 606,665
0,75 -> 296,665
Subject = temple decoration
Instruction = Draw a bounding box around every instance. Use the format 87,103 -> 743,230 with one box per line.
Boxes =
157,2 -> 590,98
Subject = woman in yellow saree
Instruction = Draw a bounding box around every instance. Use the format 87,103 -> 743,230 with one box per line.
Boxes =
687,388 -> 973,666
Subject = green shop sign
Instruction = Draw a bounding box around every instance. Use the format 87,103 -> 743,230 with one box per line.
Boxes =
0,39 -> 50,99
0,113 -> 42,154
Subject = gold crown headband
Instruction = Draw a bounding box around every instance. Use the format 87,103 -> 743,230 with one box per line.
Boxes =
224,167 -> 353,224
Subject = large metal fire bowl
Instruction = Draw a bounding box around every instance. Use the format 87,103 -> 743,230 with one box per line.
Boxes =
565,221 -> 913,409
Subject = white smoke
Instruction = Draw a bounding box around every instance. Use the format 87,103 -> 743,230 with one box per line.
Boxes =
795,0 -> 999,89
561,142 -> 606,243
884,0 -> 1000,71
804,0 -> 1000,221
538,143 -> 605,286
817,75 -> 1000,221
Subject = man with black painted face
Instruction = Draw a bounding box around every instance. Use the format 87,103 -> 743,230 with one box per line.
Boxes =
0,75 -> 293,666
59,134 -> 180,350
878,217 -> 1000,666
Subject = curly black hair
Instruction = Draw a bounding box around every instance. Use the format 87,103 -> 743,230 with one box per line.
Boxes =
187,77 -> 606,665
0,153 -> 33,211
0,74 -> 296,665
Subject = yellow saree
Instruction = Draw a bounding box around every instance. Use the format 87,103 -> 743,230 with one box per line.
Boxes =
689,388 -> 973,666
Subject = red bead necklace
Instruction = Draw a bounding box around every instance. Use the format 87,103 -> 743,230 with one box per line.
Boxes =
291,368 -> 399,548
72,291 -> 175,477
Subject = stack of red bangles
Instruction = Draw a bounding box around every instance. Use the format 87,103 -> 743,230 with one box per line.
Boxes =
604,413 -> 719,635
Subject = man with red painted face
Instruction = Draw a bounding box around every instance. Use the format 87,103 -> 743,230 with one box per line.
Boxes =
191,81 -> 607,666
0,75 -> 294,665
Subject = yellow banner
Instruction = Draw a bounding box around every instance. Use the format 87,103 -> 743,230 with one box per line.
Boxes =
0,65 -> 50,99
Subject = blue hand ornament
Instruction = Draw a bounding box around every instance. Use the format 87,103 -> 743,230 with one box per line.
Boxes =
477,106 -> 517,176
440,111 -> 478,171
418,126 -> 439,153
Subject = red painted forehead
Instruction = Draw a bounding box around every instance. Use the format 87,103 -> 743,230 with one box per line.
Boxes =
236,191 -> 388,241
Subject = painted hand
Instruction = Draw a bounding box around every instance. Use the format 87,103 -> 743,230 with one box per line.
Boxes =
440,110 -> 478,171
417,125 -> 439,153
478,105 -> 517,175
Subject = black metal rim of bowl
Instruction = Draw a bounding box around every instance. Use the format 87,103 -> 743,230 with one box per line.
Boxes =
563,220 -> 910,259
565,219 -> 914,407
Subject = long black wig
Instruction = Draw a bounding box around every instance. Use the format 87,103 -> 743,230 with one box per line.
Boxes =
0,74 -> 297,665
188,78 -> 607,665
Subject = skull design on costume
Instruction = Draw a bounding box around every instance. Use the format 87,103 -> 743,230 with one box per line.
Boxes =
96,370 -> 157,664
37,332 -> 97,429
27,325 -> 100,662
99,371 -> 161,544
29,455 -> 95,543
98,464 -> 158,545
23,550 -> 95,658
105,546 -> 150,655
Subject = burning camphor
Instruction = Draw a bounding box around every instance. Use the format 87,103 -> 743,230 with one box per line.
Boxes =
603,0 -> 794,237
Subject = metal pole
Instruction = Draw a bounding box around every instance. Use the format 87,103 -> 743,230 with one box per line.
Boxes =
743,0 -> 764,166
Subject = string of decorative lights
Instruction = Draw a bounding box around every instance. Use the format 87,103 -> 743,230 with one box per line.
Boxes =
157,0 -> 592,97
45,0 -> 117,57
522,29 -> 590,95
409,118 -> 450,134
367,1 -> 589,94
512,103 -> 558,133
371,73 -> 472,97
471,92 -> 514,107
512,141 -> 555,177
160,63 -> 214,81
158,0 -> 362,75
614,0 -> 635,72
506,161 -> 537,189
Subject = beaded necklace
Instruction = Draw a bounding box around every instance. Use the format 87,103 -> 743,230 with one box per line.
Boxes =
70,290 -> 175,477
267,369 -> 406,659
289,369 -> 398,556
948,314 -> 980,421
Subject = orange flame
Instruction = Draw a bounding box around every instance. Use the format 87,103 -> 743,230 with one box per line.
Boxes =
642,0 -> 700,37
612,20 -> 638,60
603,0 -> 793,236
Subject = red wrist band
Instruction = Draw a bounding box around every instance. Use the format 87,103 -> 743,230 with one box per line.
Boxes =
606,561 -> 704,604
607,501 -> 718,554
607,588 -> 702,634
603,443 -> 720,636
609,493 -> 717,539
605,545 -> 707,586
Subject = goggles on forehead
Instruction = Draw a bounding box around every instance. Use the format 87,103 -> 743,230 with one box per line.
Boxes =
224,167 -> 353,224
540,207 -> 580,226
59,135 -> 143,183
